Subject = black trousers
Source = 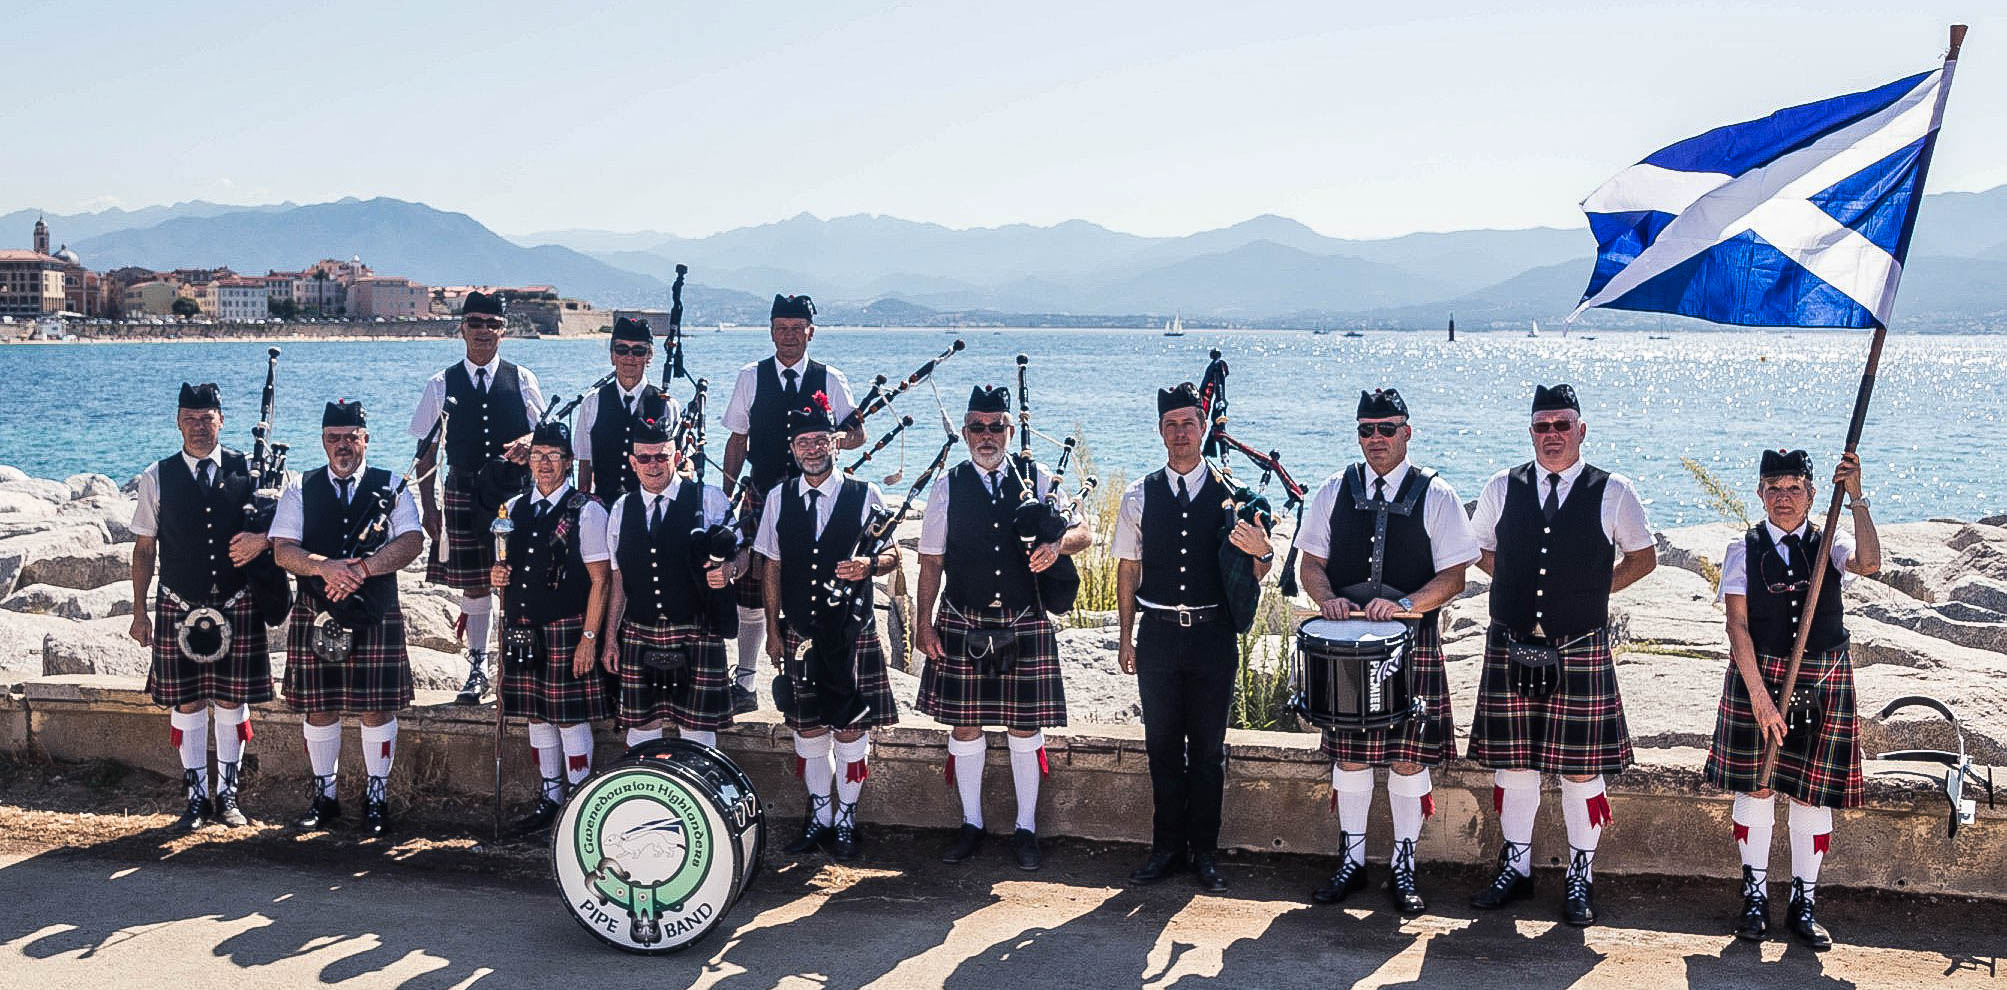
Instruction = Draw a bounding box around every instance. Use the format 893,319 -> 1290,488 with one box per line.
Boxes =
1135,618 -> 1237,855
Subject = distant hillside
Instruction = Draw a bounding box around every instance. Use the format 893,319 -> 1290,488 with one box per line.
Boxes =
2,201 -> 298,250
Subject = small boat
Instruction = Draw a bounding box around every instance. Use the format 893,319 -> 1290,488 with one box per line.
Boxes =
1447,313 -> 1456,342
1526,320 -> 1541,338
1311,328 -> 1330,336
1342,330 -> 1364,338
1648,334 -> 1672,340
1163,314 -> 1185,337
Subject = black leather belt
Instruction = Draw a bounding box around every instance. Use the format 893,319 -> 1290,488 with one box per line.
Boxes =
1141,602 -> 1223,627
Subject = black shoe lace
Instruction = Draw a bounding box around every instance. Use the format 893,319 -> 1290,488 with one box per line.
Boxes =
802,793 -> 832,837
834,799 -> 859,842
1741,866 -> 1769,903
1491,841 -> 1530,890
1790,877 -> 1817,909
1565,849 -> 1593,900
182,768 -> 206,804
461,657 -> 489,695
365,774 -> 388,807
306,773 -> 336,806
216,762 -> 241,808
1392,838 -> 1419,882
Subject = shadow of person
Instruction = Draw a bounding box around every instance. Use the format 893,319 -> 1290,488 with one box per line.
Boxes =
942,884 -> 1204,989
1375,904 -> 1607,990
1682,939 -> 1857,990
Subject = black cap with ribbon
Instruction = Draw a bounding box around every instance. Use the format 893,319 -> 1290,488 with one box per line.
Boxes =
178,382 -> 222,411
1531,383 -> 1580,414
1759,448 -> 1814,480
321,399 -> 366,428
1356,387 -> 1408,420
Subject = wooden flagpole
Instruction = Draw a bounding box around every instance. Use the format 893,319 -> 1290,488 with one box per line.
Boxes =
1757,23 -> 1966,788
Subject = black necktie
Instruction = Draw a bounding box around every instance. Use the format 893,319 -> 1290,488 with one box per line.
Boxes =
1372,477 -> 1387,504
1543,472 -> 1562,521
196,461 -> 212,489
805,487 -> 822,533
987,470 -> 1001,497
1176,476 -> 1190,507
335,477 -> 352,504
649,495 -> 665,534
1781,532 -> 1803,571
783,368 -> 799,400
476,367 -> 489,393
624,394 -> 635,415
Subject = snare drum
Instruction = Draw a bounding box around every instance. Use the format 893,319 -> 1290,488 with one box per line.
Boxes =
551,738 -> 766,954
1292,618 -> 1420,732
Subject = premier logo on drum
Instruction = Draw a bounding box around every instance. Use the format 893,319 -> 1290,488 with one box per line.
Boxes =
559,766 -> 720,949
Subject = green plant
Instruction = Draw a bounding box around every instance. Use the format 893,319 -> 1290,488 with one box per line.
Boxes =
1682,457 -> 1751,529
1231,585 -> 1300,730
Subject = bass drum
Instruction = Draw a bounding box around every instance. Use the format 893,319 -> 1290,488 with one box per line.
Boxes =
550,738 -> 766,954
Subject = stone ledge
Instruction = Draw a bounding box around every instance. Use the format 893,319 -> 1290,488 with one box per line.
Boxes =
3,674 -> 2000,900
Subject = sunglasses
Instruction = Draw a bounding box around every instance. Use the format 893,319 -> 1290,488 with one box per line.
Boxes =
965,422 -> 1010,435
630,452 -> 673,464
1531,420 -> 1578,435
791,435 -> 834,450
611,344 -> 651,357
1356,422 -> 1404,438
464,317 -> 505,330
528,451 -> 569,464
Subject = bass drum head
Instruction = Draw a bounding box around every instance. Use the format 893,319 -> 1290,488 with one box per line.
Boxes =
551,759 -> 743,954
1299,617 -> 1409,644
626,738 -> 767,902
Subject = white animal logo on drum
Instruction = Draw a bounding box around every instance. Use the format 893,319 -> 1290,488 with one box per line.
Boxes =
601,812 -> 689,887
1293,618 -> 1425,730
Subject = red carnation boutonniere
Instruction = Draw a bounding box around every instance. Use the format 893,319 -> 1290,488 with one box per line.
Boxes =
811,390 -> 832,415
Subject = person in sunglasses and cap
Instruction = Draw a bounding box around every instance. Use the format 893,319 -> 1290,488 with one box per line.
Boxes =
1705,448 -> 1879,950
1465,383 -> 1657,927
576,315 -> 680,501
1294,387 -> 1478,915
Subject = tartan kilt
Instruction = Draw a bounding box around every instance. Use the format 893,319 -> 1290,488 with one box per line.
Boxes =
1320,618 -> 1452,766
425,482 -> 494,591
146,594 -> 274,707
733,486 -> 767,610
499,613 -> 612,724
1466,624 -> 1634,776
282,600 -> 414,714
617,618 -> 734,731
1704,645 -> 1863,808
917,605 -> 1067,730
779,624 -> 901,731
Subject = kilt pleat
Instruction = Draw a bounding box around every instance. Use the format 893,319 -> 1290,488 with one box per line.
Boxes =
917,605 -> 1067,730
617,618 -> 734,731
779,625 -> 900,731
282,600 -> 414,714
1704,646 -> 1863,808
1319,619 -> 1452,766
425,483 -> 494,591
498,613 -> 611,724
1466,625 -> 1634,776
146,595 -> 274,707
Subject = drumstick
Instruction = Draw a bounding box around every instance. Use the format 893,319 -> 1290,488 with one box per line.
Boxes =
1290,605 -> 1426,623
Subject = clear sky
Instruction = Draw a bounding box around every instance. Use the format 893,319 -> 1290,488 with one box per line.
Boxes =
9,1 -> 2000,240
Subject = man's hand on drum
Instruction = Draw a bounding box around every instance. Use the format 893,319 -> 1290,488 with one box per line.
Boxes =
1361,598 -> 1403,622
1318,597 -> 1352,621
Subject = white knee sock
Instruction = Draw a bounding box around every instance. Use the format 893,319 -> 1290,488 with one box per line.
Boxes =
211,703 -> 251,765
681,729 -> 718,749
1560,775 -> 1610,880
1789,802 -> 1832,897
834,735 -> 870,807
1495,769 -> 1541,875
360,719 -> 398,780
1006,732 -> 1046,833
559,722 -> 595,788
795,733 -> 835,825
947,734 -> 987,828
462,594 -> 493,655
528,721 -> 563,800
1388,768 -> 1433,848
1733,792 -> 1777,881
1332,766 -> 1374,865
626,726 -> 663,748
734,606 -> 766,689
304,720 -> 342,797
170,708 -> 208,798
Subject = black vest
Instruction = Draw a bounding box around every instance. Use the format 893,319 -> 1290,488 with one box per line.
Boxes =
299,466 -> 399,610
154,448 -> 253,601
504,489 -> 593,625
775,477 -> 869,634
1489,462 -> 1616,639
942,461 -> 1041,612
614,484 -> 706,624
746,357 -> 829,492
1323,464 -> 1440,619
442,360 -> 532,475
1743,524 -> 1848,655
588,382 -> 672,499
1137,469 -> 1229,608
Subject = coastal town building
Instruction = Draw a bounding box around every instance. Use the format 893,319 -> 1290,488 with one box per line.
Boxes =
346,275 -> 429,319
293,269 -> 346,315
0,249 -> 66,317
123,280 -> 181,316
212,276 -> 269,321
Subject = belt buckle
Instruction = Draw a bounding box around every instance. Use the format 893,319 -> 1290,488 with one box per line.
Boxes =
1177,608 -> 1192,628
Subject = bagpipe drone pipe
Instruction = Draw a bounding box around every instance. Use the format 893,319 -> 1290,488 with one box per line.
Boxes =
1194,348 -> 1310,631
1007,354 -> 1087,614
243,346 -> 296,625
306,398 -> 457,630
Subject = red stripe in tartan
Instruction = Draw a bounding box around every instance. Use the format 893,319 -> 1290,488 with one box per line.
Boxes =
427,484 -> 497,590
1813,832 -> 1832,855
1317,626 -> 1453,766
1587,792 -> 1613,828
1467,627 -> 1633,776
778,627 -> 900,730
1734,823 -> 1751,843
499,615 -> 611,724
1420,792 -> 1435,821
615,619 -> 733,731
237,721 -> 253,742
147,597 -> 274,707
917,607 -> 1066,729
845,759 -> 869,783
1704,647 -> 1862,809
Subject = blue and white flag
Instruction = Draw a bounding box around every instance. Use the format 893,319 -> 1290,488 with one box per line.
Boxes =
1570,56 -> 1959,329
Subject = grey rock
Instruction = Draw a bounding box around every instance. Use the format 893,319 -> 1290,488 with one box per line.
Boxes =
0,611 -> 86,677
0,477 -> 72,504
1946,523 -> 2007,552
0,466 -> 27,484
1847,615 -> 2002,672
1609,566 -> 1728,660
3,582 -> 133,621
1856,600 -> 2007,654
42,622 -> 150,678
396,581 -> 468,654
1980,513 -> 2007,528
0,489 -> 60,520
20,543 -> 133,593
1653,523 -> 1745,585
64,473 -> 119,500
1938,539 -> 2007,589
0,523 -> 111,597
1855,664 -> 2007,767
55,494 -> 138,543
1946,574 -> 2007,614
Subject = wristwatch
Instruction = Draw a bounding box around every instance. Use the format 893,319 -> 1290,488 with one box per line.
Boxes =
1397,597 -> 1415,612
1848,496 -> 1871,510
1258,551 -> 1276,563
581,630 -> 597,641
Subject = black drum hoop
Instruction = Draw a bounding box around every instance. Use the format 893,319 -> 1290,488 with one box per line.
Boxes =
1292,619 -> 1418,732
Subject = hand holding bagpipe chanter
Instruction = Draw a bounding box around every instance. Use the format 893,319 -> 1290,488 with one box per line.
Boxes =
1196,348 -> 1310,594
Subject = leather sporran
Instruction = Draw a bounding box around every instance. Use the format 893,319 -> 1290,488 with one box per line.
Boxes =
502,624 -> 542,669
1504,637 -> 1562,699
175,606 -> 232,664
640,648 -> 689,687
964,627 -> 1019,677
1784,685 -> 1823,751
309,612 -> 354,664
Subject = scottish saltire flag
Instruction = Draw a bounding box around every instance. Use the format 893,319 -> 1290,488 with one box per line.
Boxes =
1569,57 -> 1959,329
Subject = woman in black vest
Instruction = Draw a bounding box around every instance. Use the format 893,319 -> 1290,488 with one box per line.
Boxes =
1466,383 -> 1658,927
409,290 -> 546,708
914,385 -> 1096,871
128,382 -> 274,831
575,316 -> 679,501
1295,388 -> 1479,914
1113,383 -> 1276,893
752,396 -> 898,861
1706,448 -> 1879,950
599,418 -> 743,751
489,421 -> 613,835
719,294 -> 864,716
270,401 -> 425,837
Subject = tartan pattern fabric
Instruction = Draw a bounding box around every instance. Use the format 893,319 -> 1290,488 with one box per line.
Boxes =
1466,624 -> 1634,776
779,625 -> 901,731
146,595 -> 274,707
733,486 -> 768,609
616,618 -> 734,731
498,613 -> 612,724
281,600 -> 414,714
425,483 -> 496,590
1319,619 -> 1453,766
917,605 -> 1068,730
1705,645 -> 1863,808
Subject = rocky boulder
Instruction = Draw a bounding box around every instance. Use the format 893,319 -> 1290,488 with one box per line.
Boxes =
0,522 -> 111,597
1855,600 -> 2007,655
0,477 -> 74,505
1609,566 -> 1728,660
1946,574 -> 2007,614
64,473 -> 120,500
42,620 -> 150,679
55,494 -> 138,544
20,542 -> 133,593
0,466 -> 28,484
2,582 -> 133,621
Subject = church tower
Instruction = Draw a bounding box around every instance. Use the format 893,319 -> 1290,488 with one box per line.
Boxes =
33,216 -> 49,255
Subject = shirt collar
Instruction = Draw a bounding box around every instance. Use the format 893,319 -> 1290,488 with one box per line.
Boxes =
327,459 -> 368,484
798,472 -> 844,501
1166,461 -> 1210,493
179,448 -> 223,476
531,481 -> 572,509
462,354 -> 502,380
1367,459 -> 1412,492
1765,519 -> 1810,545
644,477 -> 682,505
1537,457 -> 1587,486
775,355 -> 809,377
614,378 -> 649,401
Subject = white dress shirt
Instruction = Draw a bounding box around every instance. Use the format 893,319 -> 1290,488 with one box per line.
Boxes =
918,460 -> 1054,556
269,460 -> 422,544
131,447 -> 228,538
1111,461 -> 1213,561
1717,519 -> 1857,601
605,479 -> 732,570
574,379 -> 682,465
499,482 -> 610,564
721,356 -> 857,435
752,473 -> 886,561
1469,458 -> 1656,554
1293,460 -> 1482,574
408,354 -> 547,439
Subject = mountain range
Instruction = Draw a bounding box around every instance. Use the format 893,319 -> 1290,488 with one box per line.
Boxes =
17,187 -> 2007,329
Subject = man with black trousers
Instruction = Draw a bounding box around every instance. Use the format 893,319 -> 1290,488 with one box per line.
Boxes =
1114,383 -> 1276,892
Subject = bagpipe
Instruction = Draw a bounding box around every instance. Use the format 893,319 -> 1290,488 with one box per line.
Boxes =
1194,348 -> 1310,628
242,347 -> 295,625
1005,353 -> 1091,614
308,397 -> 456,633
836,339 -> 967,433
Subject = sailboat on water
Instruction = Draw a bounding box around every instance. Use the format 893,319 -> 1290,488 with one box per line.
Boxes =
1447,313 -> 1456,342
1163,314 -> 1185,337
1526,320 -> 1541,338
